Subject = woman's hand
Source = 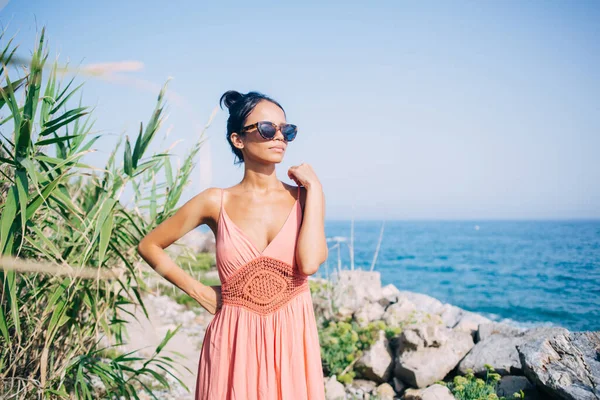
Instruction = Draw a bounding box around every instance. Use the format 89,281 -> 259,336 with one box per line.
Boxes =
193,282 -> 223,315
287,163 -> 322,190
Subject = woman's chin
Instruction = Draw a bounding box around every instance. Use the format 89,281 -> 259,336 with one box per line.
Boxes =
267,154 -> 284,163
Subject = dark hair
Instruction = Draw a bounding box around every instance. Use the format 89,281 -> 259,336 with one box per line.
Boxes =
219,90 -> 286,164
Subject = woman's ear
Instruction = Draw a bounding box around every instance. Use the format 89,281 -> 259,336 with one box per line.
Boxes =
230,132 -> 244,149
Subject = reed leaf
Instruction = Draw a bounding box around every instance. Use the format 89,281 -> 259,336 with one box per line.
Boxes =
1,26 -> 203,398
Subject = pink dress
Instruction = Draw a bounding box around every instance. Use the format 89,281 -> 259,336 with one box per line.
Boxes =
195,186 -> 326,399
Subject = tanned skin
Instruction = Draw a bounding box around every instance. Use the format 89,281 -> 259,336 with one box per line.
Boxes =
137,100 -> 327,315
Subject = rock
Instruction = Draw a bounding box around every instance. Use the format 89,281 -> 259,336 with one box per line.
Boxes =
355,301 -> 386,327
345,379 -> 377,399
496,376 -> 541,399
458,334 -> 524,376
310,279 -> 335,326
324,375 -> 346,400
331,270 -> 383,316
397,291 -> 445,315
392,376 -> 407,395
356,330 -> 394,383
453,311 -> 492,336
383,299 -> 417,327
439,304 -> 465,328
477,322 -> 526,342
403,384 -> 455,400
350,378 -> 377,392
399,323 -> 449,351
394,324 -> 475,388
459,326 -> 569,376
375,382 -> 396,400
518,329 -> 600,400
379,283 -> 401,307
394,291 -> 490,336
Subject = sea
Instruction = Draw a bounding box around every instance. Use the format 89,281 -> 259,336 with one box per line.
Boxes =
316,220 -> 600,332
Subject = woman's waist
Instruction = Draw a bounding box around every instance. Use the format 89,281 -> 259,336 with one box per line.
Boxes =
218,255 -> 308,311
219,284 -> 311,317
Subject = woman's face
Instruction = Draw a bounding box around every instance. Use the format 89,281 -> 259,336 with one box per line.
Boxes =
234,100 -> 288,164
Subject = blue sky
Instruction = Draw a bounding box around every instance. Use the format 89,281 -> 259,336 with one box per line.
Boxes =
2,0 -> 599,220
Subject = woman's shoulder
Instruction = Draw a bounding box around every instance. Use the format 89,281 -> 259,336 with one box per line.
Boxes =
186,187 -> 224,220
196,186 -> 224,201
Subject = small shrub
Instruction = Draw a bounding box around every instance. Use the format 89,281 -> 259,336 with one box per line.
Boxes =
319,318 -> 401,384
439,365 -> 525,400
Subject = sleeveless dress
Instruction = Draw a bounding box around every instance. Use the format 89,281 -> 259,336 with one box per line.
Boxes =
195,186 -> 326,400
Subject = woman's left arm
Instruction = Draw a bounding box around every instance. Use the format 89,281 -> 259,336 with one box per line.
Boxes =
288,163 -> 328,275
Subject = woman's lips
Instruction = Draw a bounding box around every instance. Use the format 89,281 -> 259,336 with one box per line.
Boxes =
270,147 -> 285,152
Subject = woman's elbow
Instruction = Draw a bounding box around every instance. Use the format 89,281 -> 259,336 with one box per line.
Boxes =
299,253 -> 327,276
300,264 -> 320,276
137,239 -> 153,258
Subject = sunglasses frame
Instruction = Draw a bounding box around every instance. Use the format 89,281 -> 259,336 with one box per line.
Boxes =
240,121 -> 298,141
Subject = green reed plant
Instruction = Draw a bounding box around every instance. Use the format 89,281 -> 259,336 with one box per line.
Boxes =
0,26 -> 209,398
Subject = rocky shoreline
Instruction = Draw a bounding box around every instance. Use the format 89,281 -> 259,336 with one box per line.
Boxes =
119,229 -> 599,399
314,269 -> 600,400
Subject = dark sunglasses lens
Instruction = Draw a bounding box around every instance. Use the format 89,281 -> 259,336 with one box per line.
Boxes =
282,124 -> 297,141
258,122 -> 276,138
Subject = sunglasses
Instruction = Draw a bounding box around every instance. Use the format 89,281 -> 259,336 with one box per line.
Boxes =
240,121 -> 298,142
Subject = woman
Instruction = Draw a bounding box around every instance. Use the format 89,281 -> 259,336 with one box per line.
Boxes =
137,90 -> 328,399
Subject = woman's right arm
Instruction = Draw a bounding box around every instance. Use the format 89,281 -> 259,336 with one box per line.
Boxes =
137,187 -> 222,315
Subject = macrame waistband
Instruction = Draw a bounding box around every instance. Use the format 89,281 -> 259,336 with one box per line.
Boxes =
221,256 -> 309,316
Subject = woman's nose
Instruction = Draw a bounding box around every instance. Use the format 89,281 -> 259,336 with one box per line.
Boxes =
273,126 -> 285,140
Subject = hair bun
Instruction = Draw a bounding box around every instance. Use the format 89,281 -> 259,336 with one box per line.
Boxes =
219,90 -> 244,110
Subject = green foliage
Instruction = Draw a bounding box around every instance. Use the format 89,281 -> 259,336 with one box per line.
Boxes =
308,278 -> 332,295
174,252 -> 214,274
439,365 -> 525,400
319,319 -> 401,384
0,26 -> 210,398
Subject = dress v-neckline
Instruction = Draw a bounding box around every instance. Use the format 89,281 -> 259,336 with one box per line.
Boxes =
220,196 -> 299,256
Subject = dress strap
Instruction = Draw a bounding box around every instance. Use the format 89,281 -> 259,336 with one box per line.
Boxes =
220,188 -> 224,216
297,185 -> 300,199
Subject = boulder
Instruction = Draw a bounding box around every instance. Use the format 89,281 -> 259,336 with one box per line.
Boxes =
394,324 -> 474,388
355,330 -> 394,383
477,322 -> 526,342
383,299 -> 417,327
404,384 -> 455,400
349,378 -> 377,392
399,323 -> 450,351
452,311 -> 492,336
378,283 -> 401,307
518,329 -> 600,400
459,326 -> 568,376
395,291 -> 491,335
375,382 -> 396,400
354,301 -> 386,328
439,304 -> 465,328
309,278 -> 335,326
345,379 -> 376,399
458,334 -> 524,375
496,376 -> 541,399
324,375 -> 346,400
331,270 -> 383,316
397,291 -> 446,315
